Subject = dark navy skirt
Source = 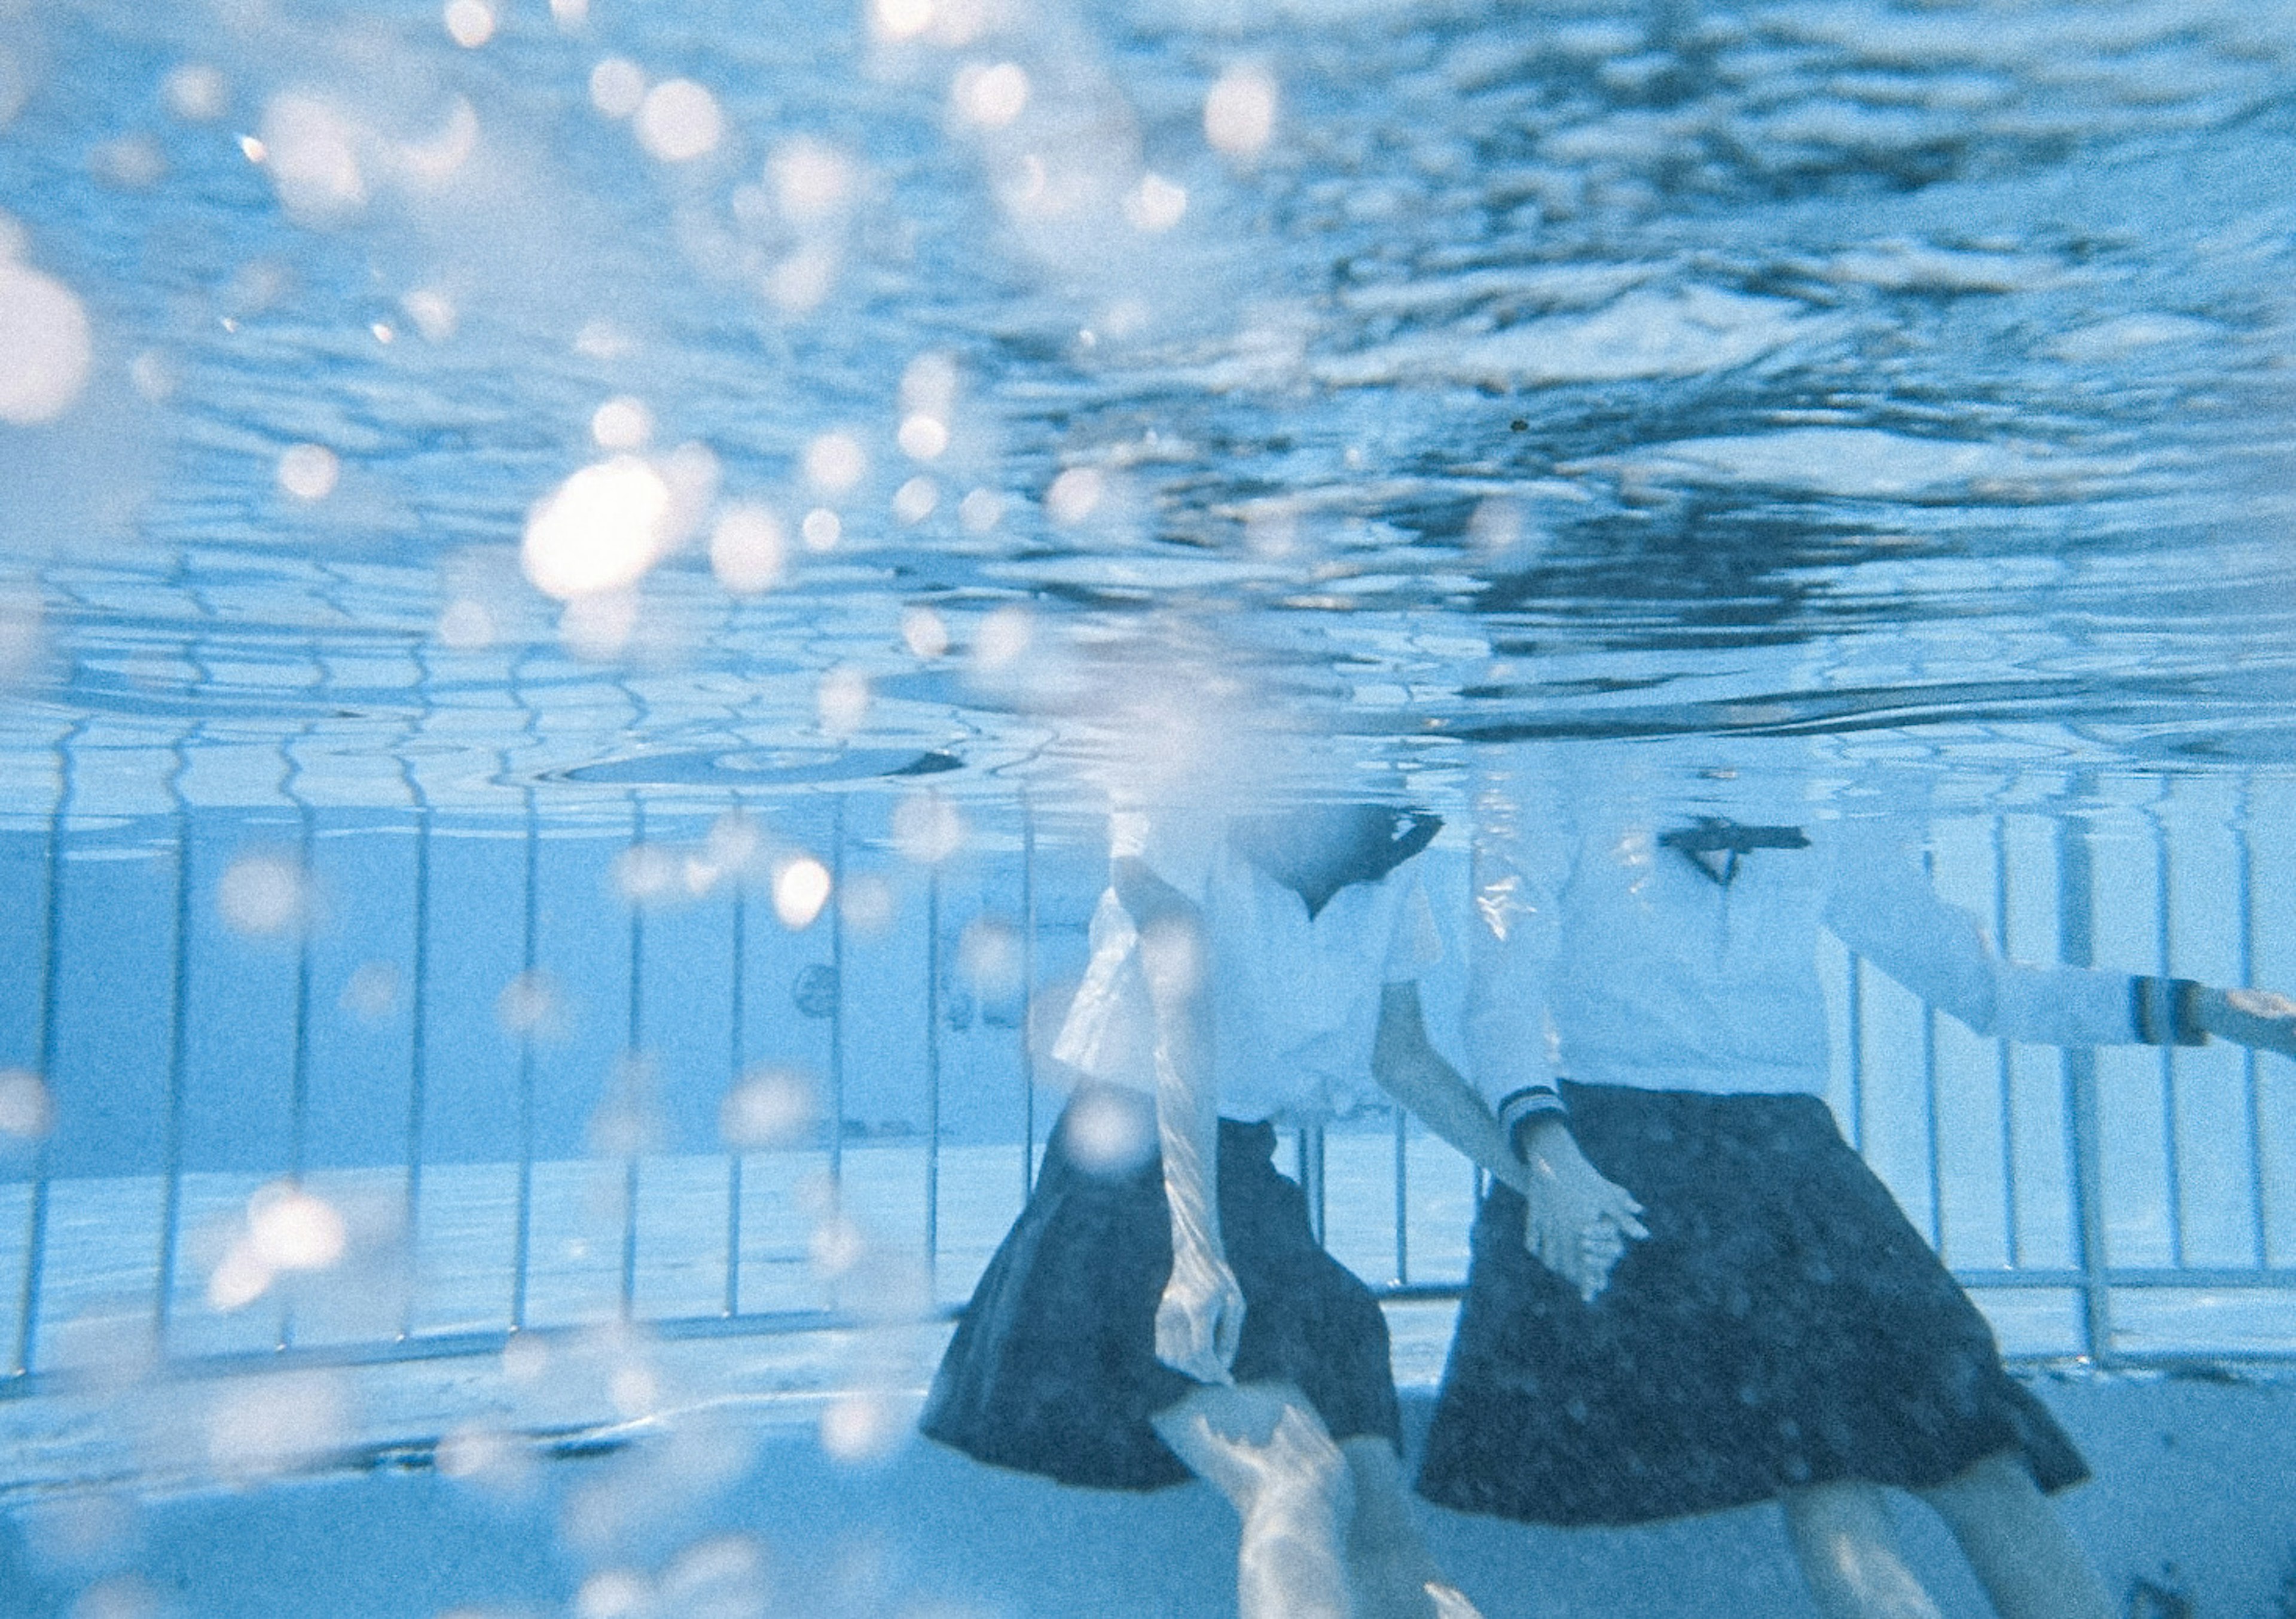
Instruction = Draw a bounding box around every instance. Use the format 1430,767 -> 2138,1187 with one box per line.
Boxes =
1417,1081 -> 2089,1526
921,1087 -> 1402,1491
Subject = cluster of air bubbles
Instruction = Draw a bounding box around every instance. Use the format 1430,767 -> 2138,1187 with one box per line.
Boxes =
206,1181 -> 351,1311
0,221 -> 93,427
585,51 -> 725,163
817,664 -> 870,734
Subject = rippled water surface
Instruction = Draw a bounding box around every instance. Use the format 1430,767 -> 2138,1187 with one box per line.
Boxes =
3,0 -> 2295,816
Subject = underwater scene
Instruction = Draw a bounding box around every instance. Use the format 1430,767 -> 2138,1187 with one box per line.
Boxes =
4,0 -> 2296,1614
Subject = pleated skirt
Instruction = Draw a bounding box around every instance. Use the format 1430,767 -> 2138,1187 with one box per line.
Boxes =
921,1086 -> 1402,1490
1416,1081 -> 2089,1526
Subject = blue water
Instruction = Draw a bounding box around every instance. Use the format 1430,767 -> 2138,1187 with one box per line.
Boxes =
2,0 -> 2294,821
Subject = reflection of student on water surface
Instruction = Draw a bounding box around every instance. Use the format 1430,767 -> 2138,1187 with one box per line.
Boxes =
923,803 -> 1486,1619
1387,745 -> 2296,1619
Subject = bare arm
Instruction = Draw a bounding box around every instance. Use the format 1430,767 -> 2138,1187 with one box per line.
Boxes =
1116,856 -> 1244,1383
1373,983 -> 1644,1302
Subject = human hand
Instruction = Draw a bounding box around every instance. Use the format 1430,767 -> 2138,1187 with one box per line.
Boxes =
1518,1118 -> 1648,1304
2202,987 -> 2296,1057
1155,1241 -> 1245,1384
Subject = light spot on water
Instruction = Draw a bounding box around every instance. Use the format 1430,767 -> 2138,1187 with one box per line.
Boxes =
974,604 -> 1031,669
893,475 -> 938,523
958,916 -> 1022,1000
773,856 -> 833,929
958,487 -> 1003,532
710,504 -> 787,593
820,1392 -> 901,1463
163,63 -> 229,122
1044,467 -> 1103,525
817,665 -> 870,734
551,0 -> 590,25
495,969 -> 562,1037
801,507 -> 842,551
0,1069 -> 54,1140
1062,1085 -> 1153,1175
636,79 -> 723,162
65,1574 -> 157,1619
561,581 -> 639,658
0,261 -> 92,426
522,455 -> 673,599
576,1569 -> 649,1619
129,350 -> 175,403
805,431 -> 867,495
259,94 -> 366,220
444,0 -> 496,48
237,136 -> 265,164
810,1212 -> 866,1277
248,1182 -> 349,1272
276,443 -> 340,502
437,596 -> 496,649
608,1363 -> 658,1417
891,792 -> 964,864
841,873 -> 896,934
217,854 -> 309,935
1123,172 -> 1187,231
872,0 -> 935,41
901,606 -> 949,658
589,59 -> 646,120
897,412 -> 949,461
1205,66 -> 1277,158
590,395 -> 653,450
614,843 -> 683,905
768,247 -> 839,314
401,287 -> 459,341
722,1066 -> 818,1147
771,138 -> 854,222
208,1373 -> 350,1479
954,62 -> 1029,129
369,322 -> 394,343
338,961 -> 400,1020
501,1332 -> 548,1382
660,1537 -> 769,1617
90,135 -> 166,190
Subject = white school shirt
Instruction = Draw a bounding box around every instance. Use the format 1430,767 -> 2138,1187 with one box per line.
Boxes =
1052,809 -> 1444,1123
1466,760 -> 2141,1103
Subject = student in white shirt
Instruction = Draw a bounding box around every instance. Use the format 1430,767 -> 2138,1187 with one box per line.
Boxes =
1396,743 -> 2296,1619
922,803 -> 1498,1619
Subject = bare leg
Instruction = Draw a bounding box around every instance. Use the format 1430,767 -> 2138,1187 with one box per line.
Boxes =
1152,1382 -> 1355,1619
1781,1481 -> 1947,1619
1338,1436 -> 1484,1619
1913,1452 -> 2111,1619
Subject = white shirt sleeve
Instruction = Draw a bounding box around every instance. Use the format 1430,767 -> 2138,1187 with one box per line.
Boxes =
1464,751 -> 1572,1106
1819,825 -> 2141,1047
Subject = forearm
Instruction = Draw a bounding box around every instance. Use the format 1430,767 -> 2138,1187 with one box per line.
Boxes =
1376,1045 -> 1527,1194
1134,897 -> 1224,1261
1373,984 -> 1529,1194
